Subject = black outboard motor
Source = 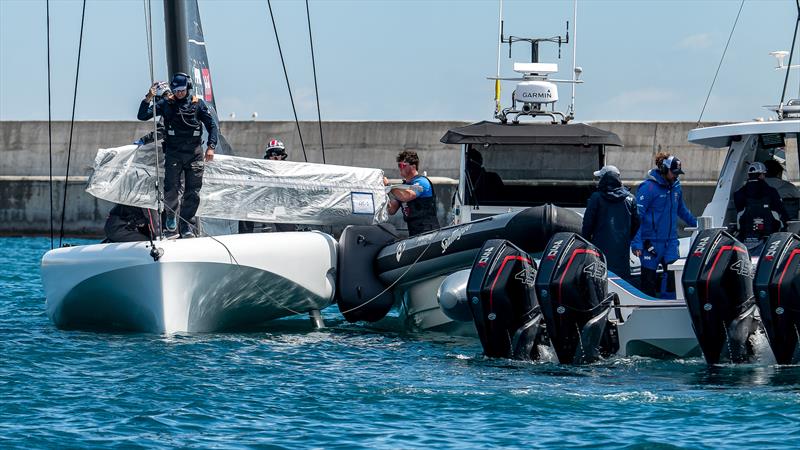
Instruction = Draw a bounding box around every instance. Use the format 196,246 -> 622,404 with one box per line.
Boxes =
337,224 -> 399,322
535,232 -> 618,364
465,239 -> 546,360
682,229 -> 759,364
754,232 -> 800,364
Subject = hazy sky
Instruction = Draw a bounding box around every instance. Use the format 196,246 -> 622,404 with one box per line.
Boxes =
1,0 -> 799,122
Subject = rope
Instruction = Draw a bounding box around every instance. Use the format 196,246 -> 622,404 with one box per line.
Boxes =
696,0 -> 745,126
337,230 -> 442,316
143,0 -> 163,238
46,0 -> 53,250
305,0 -> 325,164
58,0 -> 87,247
267,0 -> 308,162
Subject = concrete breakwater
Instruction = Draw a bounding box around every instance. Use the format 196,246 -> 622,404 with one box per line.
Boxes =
0,120 -> 758,235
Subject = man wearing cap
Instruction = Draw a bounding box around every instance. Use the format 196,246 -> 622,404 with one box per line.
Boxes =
632,152 -> 697,298
137,72 -> 218,238
734,161 -> 791,251
582,165 -> 639,278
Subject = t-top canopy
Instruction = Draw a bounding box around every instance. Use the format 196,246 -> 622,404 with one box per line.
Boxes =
440,120 -> 623,147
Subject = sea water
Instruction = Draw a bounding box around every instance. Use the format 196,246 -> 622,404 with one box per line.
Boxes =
1,237 -> 798,449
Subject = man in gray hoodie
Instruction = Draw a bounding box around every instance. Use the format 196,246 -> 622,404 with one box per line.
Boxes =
582,165 -> 640,277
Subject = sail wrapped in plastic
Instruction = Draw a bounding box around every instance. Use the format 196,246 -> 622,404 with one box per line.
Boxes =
86,143 -> 389,225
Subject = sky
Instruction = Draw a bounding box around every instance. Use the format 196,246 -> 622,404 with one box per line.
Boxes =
1,0 -> 799,123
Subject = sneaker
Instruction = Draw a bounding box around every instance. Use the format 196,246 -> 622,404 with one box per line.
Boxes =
165,215 -> 177,232
180,229 -> 197,239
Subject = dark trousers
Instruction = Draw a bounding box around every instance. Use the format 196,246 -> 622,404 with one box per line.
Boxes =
164,150 -> 204,233
640,266 -> 676,298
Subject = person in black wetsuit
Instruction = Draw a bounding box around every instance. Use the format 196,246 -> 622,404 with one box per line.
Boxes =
734,161 -> 791,252
385,150 -> 440,236
137,72 -> 218,238
581,165 -> 640,278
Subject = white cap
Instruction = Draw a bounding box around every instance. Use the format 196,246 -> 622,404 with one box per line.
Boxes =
593,165 -> 620,178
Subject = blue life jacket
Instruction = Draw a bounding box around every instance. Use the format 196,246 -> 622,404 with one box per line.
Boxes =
632,169 -> 697,250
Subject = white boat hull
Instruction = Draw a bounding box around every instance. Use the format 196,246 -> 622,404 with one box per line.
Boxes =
42,232 -> 337,333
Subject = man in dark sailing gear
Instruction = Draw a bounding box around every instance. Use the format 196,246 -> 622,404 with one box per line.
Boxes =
103,204 -> 155,243
734,162 -> 791,251
764,159 -> 800,219
582,165 -> 640,278
137,72 -> 218,238
386,150 -> 440,236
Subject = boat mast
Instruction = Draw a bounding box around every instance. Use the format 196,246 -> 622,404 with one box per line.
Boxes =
164,0 -> 189,84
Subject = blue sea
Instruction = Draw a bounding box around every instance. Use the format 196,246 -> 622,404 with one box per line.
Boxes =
1,237 -> 798,449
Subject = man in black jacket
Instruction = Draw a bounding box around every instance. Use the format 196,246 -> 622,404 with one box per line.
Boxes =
103,204 -> 154,243
734,162 -> 791,251
137,72 -> 218,238
582,165 -> 640,277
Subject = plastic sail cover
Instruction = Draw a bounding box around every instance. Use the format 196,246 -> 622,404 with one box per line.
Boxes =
86,143 -> 389,226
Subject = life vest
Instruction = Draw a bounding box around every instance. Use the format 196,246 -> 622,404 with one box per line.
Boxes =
401,176 -> 439,236
164,96 -> 202,152
738,191 -> 779,242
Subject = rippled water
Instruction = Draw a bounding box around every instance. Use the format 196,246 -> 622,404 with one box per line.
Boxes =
1,237 -> 798,448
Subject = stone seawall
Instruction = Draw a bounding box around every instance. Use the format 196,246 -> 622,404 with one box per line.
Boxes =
2,120 -> 779,235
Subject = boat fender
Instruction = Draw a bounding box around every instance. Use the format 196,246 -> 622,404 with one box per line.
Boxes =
753,232 -> 800,364
336,224 -> 399,322
681,229 -> 759,364
465,239 -> 545,360
534,232 -> 618,364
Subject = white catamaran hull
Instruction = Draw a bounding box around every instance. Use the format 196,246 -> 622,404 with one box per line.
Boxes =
41,232 -> 337,333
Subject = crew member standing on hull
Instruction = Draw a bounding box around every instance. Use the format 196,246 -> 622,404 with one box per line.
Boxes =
385,150 -> 440,236
137,72 -> 218,238
734,162 -> 791,252
632,153 -> 697,298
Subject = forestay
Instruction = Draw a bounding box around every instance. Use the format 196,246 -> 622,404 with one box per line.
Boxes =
86,143 -> 388,225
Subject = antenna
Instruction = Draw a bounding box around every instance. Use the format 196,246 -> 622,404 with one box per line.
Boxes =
490,12 -> 581,124
568,0 -> 578,120
777,0 -> 800,119
494,0 -> 503,117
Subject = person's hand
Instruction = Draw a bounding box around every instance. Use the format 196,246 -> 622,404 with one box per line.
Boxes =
205,147 -> 215,162
633,249 -> 642,257
383,176 -> 390,186
146,82 -> 158,101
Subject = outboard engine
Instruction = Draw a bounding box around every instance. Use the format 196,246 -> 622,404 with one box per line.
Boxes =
535,232 -> 618,364
464,239 -> 546,360
337,224 -> 399,322
754,232 -> 800,364
682,229 -> 759,364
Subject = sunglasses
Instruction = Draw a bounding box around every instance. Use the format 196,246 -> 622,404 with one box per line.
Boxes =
398,162 -> 410,169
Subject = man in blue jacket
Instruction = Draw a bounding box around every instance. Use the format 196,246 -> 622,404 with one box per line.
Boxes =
632,154 -> 697,298
582,165 -> 639,278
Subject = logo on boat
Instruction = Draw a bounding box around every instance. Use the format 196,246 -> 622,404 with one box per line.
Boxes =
764,239 -> 782,261
514,266 -> 537,286
395,241 -> 406,262
545,239 -> 564,260
522,90 -> 551,99
441,224 -> 472,254
730,258 -> 754,278
477,246 -> 495,267
693,236 -> 710,257
583,261 -> 607,279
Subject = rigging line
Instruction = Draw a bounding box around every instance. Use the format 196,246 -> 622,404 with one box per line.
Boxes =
267,0 -> 308,163
305,0 -> 325,164
46,0 -> 53,250
144,0 -> 163,238
779,0 -> 799,113
696,0 -> 745,127
58,0 -> 87,247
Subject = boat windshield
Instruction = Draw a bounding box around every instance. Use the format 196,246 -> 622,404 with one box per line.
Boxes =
464,143 -> 602,208
722,132 -> 800,225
